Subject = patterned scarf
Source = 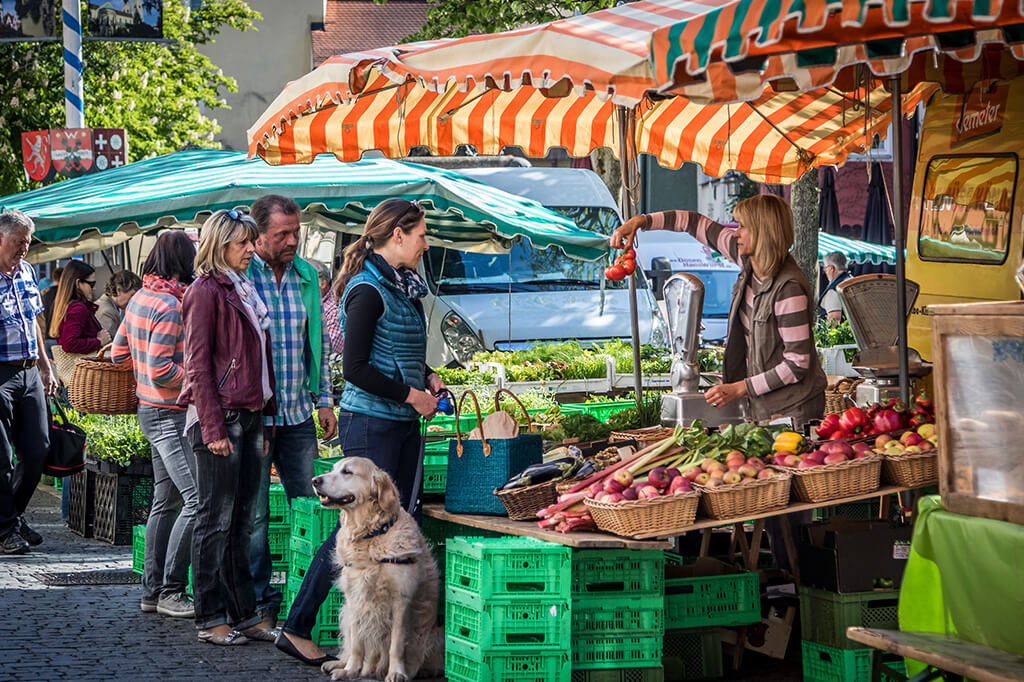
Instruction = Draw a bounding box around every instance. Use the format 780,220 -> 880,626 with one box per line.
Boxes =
226,269 -> 270,331
368,252 -> 428,301
143,274 -> 186,301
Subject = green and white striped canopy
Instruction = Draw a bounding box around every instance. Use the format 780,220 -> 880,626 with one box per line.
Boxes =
818,231 -> 895,266
1,149 -> 609,263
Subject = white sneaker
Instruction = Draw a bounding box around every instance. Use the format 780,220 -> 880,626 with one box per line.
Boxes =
156,592 -> 195,618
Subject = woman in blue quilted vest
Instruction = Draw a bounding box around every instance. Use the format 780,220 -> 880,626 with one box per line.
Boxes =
275,198 -> 446,666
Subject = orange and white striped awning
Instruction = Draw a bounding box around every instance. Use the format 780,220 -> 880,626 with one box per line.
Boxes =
923,156 -> 1018,210
253,64 -> 933,184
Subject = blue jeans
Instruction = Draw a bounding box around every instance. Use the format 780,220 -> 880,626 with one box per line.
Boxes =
0,366 -> 49,538
250,416 -> 317,617
189,409 -> 264,631
138,406 -> 198,601
282,413 -> 422,639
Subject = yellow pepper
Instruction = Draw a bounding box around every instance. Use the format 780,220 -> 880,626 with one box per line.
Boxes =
773,431 -> 804,453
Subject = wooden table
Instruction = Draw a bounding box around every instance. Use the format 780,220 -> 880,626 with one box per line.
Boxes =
847,628 -> 1024,682
424,504 -> 673,550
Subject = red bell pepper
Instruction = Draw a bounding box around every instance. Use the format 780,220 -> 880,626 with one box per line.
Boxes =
908,410 -> 931,428
830,430 -> 852,440
886,397 -> 907,414
915,391 -> 933,413
873,409 -> 902,433
816,414 -> 840,439
838,406 -> 869,434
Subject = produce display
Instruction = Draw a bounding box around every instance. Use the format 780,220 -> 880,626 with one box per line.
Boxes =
815,393 -> 935,440
606,395 -> 662,431
544,413 -> 612,443
473,341 -> 610,381
434,367 -> 497,386
66,409 -> 151,466
499,456 -> 587,491
814,319 -> 857,362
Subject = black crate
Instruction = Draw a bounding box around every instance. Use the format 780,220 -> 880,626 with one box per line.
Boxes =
68,469 -> 94,538
797,520 -> 913,593
93,472 -> 154,545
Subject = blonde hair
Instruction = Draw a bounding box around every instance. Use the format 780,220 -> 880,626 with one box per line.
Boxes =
733,194 -> 794,279
194,210 -> 259,277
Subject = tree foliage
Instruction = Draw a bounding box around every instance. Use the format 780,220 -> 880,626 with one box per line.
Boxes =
378,0 -> 619,41
0,0 -> 259,197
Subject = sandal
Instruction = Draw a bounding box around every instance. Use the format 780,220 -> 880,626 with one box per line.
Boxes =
240,625 -> 281,642
198,629 -> 249,646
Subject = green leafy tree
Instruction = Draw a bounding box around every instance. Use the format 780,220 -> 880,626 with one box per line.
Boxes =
378,0 -> 620,41
0,0 -> 259,196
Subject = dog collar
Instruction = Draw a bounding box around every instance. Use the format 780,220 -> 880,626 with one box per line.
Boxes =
363,517 -> 397,540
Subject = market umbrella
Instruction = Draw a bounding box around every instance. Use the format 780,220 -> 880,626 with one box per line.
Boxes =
862,162 -> 894,247
0,149 -> 608,263
819,167 -> 840,235
817,231 -> 895,266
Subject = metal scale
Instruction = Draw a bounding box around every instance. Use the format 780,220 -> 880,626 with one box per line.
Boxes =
660,273 -> 747,427
837,274 -> 932,405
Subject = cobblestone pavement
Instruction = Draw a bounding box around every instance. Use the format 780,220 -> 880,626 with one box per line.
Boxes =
4,485 -> 802,681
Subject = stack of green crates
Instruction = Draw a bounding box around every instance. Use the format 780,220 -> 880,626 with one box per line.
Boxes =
571,549 -> 665,680
289,495 -> 342,646
799,586 -> 901,681
423,440 -> 449,494
445,536 -> 572,682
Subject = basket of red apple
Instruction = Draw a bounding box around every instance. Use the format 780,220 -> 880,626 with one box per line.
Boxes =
771,440 -> 882,503
583,466 -> 700,538
875,423 -> 940,488
689,451 -> 793,519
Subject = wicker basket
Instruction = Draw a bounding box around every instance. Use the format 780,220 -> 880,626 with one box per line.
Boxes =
882,450 -> 939,488
824,378 -> 863,416
493,478 -> 561,521
610,427 -> 674,446
693,471 -> 792,520
68,344 -> 138,415
777,454 -> 883,503
584,491 -> 700,538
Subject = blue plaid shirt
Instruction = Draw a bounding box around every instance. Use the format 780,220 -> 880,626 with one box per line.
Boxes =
0,262 -> 44,362
249,254 -> 332,426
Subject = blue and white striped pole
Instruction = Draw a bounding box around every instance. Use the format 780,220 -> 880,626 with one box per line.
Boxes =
63,0 -> 85,128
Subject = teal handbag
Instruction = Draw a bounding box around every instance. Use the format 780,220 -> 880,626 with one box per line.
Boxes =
445,389 -> 542,516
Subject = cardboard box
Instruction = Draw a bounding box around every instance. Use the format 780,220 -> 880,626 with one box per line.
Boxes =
797,519 -> 913,593
719,605 -> 795,660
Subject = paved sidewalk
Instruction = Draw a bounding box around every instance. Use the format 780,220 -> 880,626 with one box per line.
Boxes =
1,486 -> 328,681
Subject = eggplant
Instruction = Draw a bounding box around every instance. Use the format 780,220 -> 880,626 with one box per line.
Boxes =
500,457 -> 582,490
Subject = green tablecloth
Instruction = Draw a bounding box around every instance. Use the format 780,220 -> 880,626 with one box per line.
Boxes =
899,495 -> 1024,676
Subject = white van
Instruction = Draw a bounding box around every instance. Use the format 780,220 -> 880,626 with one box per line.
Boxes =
419,166 -> 669,367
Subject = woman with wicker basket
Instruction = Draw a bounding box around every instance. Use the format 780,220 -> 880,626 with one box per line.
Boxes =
111,231 -> 198,620
178,210 -> 278,647
611,195 -> 827,427
48,260 -> 111,387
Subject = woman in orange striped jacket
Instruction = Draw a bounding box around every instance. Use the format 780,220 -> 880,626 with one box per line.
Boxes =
112,231 -> 199,619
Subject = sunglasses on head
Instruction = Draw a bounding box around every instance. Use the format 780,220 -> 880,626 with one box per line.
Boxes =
227,208 -> 257,225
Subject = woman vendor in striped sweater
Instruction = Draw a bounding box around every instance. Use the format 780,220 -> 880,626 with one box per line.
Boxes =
611,194 -> 826,427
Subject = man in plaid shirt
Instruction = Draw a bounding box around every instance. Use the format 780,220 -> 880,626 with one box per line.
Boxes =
246,196 -> 337,628
0,210 -> 59,555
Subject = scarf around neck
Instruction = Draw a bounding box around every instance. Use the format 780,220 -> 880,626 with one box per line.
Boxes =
143,274 -> 186,301
368,252 -> 428,301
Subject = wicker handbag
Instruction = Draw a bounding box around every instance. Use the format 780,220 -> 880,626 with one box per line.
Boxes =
824,378 -> 863,416
68,344 -> 138,415
445,389 -> 542,516
50,345 -> 91,388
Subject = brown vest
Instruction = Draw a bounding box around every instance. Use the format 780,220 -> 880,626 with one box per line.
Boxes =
723,255 -> 827,424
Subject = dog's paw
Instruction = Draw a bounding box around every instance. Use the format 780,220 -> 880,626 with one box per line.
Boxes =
321,660 -> 345,674
384,672 -> 409,682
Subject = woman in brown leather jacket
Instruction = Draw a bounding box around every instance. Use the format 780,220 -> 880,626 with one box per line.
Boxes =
178,210 -> 277,646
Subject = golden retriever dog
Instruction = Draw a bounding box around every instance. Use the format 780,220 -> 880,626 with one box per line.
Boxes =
312,457 -> 442,682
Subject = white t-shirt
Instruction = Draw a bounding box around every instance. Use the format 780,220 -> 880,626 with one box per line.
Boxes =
821,288 -> 842,314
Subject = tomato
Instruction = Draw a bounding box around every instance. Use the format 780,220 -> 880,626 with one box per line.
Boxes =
623,248 -> 635,259
605,264 -> 626,280
621,259 -> 636,275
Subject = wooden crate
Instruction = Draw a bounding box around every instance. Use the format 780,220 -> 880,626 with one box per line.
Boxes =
930,300 -> 1024,525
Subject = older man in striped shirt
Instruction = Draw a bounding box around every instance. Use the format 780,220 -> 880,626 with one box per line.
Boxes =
246,195 -> 337,630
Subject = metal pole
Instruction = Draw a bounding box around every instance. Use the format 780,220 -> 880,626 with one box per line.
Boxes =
889,77 -> 910,404
616,106 -> 644,407
63,0 -> 85,128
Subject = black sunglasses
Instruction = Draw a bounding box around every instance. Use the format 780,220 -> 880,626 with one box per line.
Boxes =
82,279 -> 96,287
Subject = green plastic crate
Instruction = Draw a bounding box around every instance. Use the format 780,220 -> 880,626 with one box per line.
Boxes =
286,575 -> 343,627
445,636 -> 570,682
446,585 -> 570,650
812,498 -> 883,522
572,549 -> 665,597
131,524 -> 145,574
559,400 -> 635,423
312,624 -> 341,649
288,538 -> 315,581
54,476 -> 63,491
572,634 -> 663,670
313,456 -> 343,476
799,587 -> 900,649
425,439 -> 452,454
424,453 -> 447,494
446,536 -> 571,602
270,561 -> 287,587
268,526 -> 290,564
880,659 -> 908,682
571,595 -> 664,638
662,627 -> 723,680
801,641 -> 873,682
290,496 -> 339,556
570,668 -> 664,682
268,483 -> 288,525
664,572 -> 760,629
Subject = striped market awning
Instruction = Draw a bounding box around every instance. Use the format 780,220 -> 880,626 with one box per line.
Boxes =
649,0 -> 1024,103
922,156 -> 1017,211
1,149 -> 609,263
818,231 -> 896,265
252,64 -> 933,184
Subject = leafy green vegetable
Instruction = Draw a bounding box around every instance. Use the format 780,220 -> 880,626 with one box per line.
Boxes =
66,409 -> 151,466
558,413 -> 612,442
606,393 -> 663,431
814,319 -> 858,362
435,367 -> 496,386
473,341 -> 610,381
